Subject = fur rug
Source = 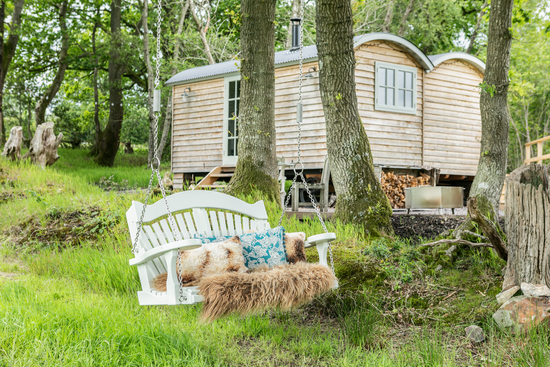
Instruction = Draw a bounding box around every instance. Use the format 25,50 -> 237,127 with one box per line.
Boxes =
198,262 -> 336,322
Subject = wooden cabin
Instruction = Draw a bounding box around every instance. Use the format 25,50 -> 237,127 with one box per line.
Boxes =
167,33 -> 485,189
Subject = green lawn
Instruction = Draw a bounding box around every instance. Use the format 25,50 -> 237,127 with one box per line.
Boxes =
1,151 -> 549,366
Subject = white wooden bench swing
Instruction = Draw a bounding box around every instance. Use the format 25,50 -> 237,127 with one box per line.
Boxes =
127,0 -> 337,307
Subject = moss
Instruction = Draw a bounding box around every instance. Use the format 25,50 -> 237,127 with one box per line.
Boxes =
224,156 -> 280,204
334,190 -> 393,237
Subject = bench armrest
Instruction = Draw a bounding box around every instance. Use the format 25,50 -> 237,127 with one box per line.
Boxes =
304,232 -> 336,268
129,239 -> 202,266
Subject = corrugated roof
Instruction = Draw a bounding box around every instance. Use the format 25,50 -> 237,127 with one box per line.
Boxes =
166,45 -> 318,85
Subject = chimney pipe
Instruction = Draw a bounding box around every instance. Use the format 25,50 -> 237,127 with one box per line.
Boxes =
290,17 -> 301,50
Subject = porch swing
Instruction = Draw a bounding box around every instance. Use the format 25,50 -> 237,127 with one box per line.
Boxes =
127,0 -> 338,307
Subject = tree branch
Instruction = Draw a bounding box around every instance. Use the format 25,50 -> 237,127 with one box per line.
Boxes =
467,196 -> 508,261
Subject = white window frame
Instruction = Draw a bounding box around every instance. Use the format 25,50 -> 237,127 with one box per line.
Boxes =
222,74 -> 240,165
374,61 -> 417,115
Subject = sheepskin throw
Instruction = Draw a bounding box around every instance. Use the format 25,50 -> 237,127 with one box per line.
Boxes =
151,236 -> 247,291
198,262 -> 337,322
284,232 -> 307,264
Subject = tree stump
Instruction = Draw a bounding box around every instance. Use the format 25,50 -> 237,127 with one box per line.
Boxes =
1,126 -> 23,161
22,121 -> 63,168
504,164 -> 550,289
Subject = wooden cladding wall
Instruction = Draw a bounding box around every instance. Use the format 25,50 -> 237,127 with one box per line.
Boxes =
355,42 -> 423,167
423,60 -> 483,175
171,78 -> 225,176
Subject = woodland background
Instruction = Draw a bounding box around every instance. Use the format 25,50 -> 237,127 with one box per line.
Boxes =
1,0 -> 549,170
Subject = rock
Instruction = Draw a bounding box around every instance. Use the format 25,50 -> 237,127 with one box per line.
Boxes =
493,296 -> 550,334
496,285 -> 520,305
521,283 -> 550,297
465,325 -> 485,343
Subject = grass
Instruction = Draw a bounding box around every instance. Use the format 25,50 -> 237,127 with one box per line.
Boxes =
2,150 -> 550,366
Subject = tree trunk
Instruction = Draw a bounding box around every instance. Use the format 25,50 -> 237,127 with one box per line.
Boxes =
0,0 -> 24,145
504,164 -> 550,289
316,0 -> 392,234
22,121 -> 63,167
397,0 -> 417,37
224,0 -> 279,202
190,0 -> 215,65
89,7 -> 101,156
285,0 -> 301,49
1,126 -> 22,160
96,0 -> 125,167
382,0 -> 394,33
468,0 -> 513,216
466,0 -> 489,54
34,0 -> 69,126
156,0 -> 190,162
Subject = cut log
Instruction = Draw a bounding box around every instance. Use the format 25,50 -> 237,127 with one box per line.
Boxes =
1,126 -> 23,161
22,121 -> 63,167
504,164 -> 550,289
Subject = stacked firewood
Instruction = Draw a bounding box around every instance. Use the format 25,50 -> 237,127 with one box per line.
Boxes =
381,172 -> 431,208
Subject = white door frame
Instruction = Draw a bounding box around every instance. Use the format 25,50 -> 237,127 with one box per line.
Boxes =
222,74 -> 240,166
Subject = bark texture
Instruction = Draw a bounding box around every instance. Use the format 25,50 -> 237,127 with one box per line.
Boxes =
504,164 -> 550,289
225,0 -> 279,202
22,121 -> 63,167
0,0 -> 24,145
316,0 -> 392,234
468,0 -> 514,214
34,0 -> 69,126
96,0 -> 125,167
1,126 -> 22,160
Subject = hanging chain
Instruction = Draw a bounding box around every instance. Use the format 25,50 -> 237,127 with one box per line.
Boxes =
131,0 -> 186,303
277,4 -> 335,275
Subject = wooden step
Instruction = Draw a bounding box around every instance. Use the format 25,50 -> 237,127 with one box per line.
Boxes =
210,173 -> 233,178
220,165 -> 236,173
196,184 -> 227,189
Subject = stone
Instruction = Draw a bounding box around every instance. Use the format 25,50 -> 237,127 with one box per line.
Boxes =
521,283 -> 550,297
496,285 -> 520,305
465,325 -> 485,343
493,296 -> 550,334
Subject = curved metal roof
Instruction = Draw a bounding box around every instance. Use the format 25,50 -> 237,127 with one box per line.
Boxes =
353,33 -> 434,71
428,52 -> 486,73
166,33 -> 484,85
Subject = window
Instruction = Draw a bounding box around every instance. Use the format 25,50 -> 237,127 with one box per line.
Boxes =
375,61 -> 417,114
223,76 -> 240,164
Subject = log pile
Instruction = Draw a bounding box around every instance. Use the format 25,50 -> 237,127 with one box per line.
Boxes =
381,171 -> 431,208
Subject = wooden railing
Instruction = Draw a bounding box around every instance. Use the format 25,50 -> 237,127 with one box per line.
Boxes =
525,135 -> 550,164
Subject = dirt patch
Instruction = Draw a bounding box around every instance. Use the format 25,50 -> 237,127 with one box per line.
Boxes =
3,206 -> 120,251
391,215 -> 467,241
391,214 -> 506,242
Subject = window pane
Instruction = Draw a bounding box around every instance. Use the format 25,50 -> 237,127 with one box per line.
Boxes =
405,90 -> 413,107
236,80 -> 241,98
228,139 -> 235,156
387,88 -> 394,106
236,99 -> 239,116
379,68 -> 386,86
406,72 -> 413,90
378,86 -> 386,105
398,89 -> 405,107
228,100 -> 235,118
229,81 -> 236,99
235,138 -> 238,156
228,119 -> 235,136
398,71 -> 405,89
235,119 -> 238,137
387,69 -> 394,87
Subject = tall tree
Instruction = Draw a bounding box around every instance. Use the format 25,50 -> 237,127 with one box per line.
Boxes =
34,0 -> 70,126
316,0 -> 392,234
225,0 -> 279,201
0,0 -> 24,145
95,0 -> 125,166
468,0 -> 514,215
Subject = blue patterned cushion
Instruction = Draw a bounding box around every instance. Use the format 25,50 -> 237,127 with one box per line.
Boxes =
195,227 -> 288,269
